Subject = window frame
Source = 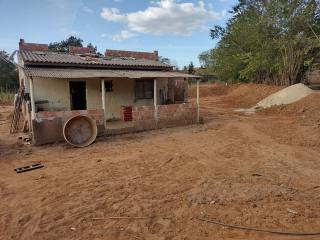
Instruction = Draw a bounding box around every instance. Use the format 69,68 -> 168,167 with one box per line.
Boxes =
105,80 -> 113,92
134,79 -> 154,100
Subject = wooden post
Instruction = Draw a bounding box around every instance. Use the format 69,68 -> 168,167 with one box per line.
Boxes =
29,77 -> 36,120
196,79 -> 200,123
154,78 -> 158,124
101,79 -> 106,129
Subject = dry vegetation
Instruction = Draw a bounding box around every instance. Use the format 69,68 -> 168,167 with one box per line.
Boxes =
1,83 -> 320,240
0,91 -> 14,105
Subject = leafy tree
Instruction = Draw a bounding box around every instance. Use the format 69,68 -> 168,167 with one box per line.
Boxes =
206,0 -> 320,85
158,56 -> 179,70
188,62 -> 195,74
48,36 -> 83,52
182,66 -> 188,73
0,50 -> 18,91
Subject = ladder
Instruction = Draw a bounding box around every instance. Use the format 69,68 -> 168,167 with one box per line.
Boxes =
10,87 -> 24,134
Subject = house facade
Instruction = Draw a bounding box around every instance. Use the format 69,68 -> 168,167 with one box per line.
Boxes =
17,39 -> 200,145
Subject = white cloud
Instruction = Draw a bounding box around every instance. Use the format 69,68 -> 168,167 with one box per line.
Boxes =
111,30 -> 136,41
100,8 -> 126,22
100,0 -> 224,36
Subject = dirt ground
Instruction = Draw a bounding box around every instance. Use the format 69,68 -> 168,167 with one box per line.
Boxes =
1,83 -> 320,240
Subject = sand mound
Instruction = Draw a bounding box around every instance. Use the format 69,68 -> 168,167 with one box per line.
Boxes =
261,93 -> 320,125
255,83 -> 313,109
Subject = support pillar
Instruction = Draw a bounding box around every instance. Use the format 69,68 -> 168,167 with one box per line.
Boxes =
196,79 -> 200,123
29,77 -> 36,120
101,79 -> 106,130
154,78 -> 158,125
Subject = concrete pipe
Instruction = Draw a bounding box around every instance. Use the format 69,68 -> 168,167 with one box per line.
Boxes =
63,115 -> 98,148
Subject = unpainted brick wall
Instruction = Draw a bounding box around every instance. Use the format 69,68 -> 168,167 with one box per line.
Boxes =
19,39 -> 48,52
33,109 -> 105,145
69,46 -> 94,55
132,103 -> 197,131
105,49 -> 158,61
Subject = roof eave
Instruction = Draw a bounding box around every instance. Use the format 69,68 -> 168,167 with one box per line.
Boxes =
23,61 -> 173,71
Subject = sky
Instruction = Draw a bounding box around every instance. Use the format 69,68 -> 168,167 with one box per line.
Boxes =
0,0 -> 237,68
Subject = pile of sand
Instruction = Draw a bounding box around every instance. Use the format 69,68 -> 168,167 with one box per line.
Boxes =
255,83 -> 313,109
260,93 -> 320,126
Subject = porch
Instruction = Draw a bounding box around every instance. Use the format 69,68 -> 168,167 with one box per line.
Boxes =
25,68 -> 200,145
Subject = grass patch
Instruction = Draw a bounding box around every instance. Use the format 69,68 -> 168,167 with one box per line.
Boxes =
0,91 -> 15,105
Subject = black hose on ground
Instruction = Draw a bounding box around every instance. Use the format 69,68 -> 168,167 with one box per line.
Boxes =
195,217 -> 320,236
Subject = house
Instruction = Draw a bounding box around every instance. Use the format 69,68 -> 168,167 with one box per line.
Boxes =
17,39 -> 200,145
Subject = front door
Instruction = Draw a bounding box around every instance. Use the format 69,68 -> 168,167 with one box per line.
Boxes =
70,81 -> 86,110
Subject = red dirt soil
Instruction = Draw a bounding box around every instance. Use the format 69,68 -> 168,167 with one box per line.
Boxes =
1,83 -> 320,240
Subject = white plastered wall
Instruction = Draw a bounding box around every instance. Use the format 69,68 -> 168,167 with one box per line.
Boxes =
31,77 -> 168,119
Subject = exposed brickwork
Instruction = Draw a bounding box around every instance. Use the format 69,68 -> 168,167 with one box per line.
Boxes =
33,109 -> 105,145
132,103 -> 197,131
19,39 -> 48,52
69,46 -> 94,55
36,109 -> 104,126
105,49 -> 159,61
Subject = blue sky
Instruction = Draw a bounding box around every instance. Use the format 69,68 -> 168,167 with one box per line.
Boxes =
0,0 -> 237,68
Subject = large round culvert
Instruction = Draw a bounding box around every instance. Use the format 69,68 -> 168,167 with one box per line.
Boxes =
63,115 -> 97,147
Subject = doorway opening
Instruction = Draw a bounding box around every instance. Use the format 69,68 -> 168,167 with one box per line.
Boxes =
70,81 -> 87,110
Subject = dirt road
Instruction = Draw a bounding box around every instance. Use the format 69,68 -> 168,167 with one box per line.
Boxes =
1,84 -> 320,240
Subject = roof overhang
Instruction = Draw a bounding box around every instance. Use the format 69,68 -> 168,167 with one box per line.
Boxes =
23,67 -> 200,79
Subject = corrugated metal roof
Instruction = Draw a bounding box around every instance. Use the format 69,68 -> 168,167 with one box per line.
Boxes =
23,67 -> 200,79
19,50 -> 171,70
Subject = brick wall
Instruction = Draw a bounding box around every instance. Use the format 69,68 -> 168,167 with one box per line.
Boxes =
132,103 -> 197,131
69,46 -> 94,55
19,39 -> 48,52
105,49 -> 159,61
33,109 -> 105,145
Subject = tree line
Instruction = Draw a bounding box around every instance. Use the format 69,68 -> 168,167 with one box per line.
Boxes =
199,0 -> 320,86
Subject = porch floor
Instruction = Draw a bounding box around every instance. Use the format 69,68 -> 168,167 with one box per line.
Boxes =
106,120 -> 135,135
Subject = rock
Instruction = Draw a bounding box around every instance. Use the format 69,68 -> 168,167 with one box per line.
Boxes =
287,208 -> 298,215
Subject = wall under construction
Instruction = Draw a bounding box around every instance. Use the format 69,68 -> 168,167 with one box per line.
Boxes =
32,109 -> 105,145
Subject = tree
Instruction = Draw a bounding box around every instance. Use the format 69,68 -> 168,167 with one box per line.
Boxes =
158,56 -> 179,70
48,36 -> 84,52
199,49 -> 214,68
206,0 -> 320,85
158,56 -> 171,65
188,62 -> 195,74
183,66 -> 188,73
0,50 -> 18,91
48,36 -> 103,55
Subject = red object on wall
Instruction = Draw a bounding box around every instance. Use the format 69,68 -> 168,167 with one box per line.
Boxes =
122,106 -> 133,121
